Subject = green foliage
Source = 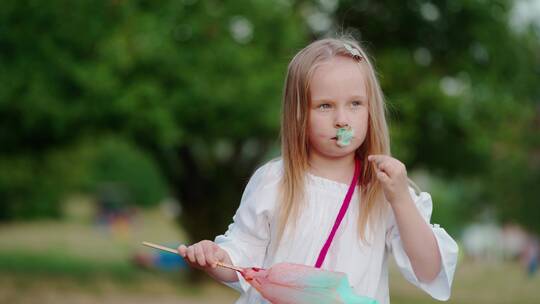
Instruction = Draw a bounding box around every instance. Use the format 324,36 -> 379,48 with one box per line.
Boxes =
335,0 -> 540,233
428,174 -> 485,236
0,136 -> 167,219
0,0 -> 308,247
87,138 -> 167,208
1,0 -> 538,238
0,150 -> 83,220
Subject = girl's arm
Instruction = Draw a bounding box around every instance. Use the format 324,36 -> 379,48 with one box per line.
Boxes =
368,155 -> 441,283
387,193 -> 442,282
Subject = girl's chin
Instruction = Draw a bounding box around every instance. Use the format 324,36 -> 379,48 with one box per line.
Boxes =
309,143 -> 360,159
321,148 -> 357,159
332,142 -> 359,151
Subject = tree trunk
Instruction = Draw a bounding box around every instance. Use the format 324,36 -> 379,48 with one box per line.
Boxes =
149,141 -> 272,282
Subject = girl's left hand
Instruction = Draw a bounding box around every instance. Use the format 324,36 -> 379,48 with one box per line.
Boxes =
368,154 -> 410,204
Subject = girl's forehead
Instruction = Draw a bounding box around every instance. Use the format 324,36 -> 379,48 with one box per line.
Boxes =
310,56 -> 367,99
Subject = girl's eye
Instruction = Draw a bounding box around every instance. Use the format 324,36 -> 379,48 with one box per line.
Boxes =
351,101 -> 362,107
318,103 -> 332,110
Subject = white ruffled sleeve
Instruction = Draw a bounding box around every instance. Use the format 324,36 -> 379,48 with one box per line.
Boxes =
386,187 -> 459,301
214,161 -> 277,293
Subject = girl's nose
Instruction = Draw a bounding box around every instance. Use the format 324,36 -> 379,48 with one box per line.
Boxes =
335,121 -> 349,128
335,108 -> 349,128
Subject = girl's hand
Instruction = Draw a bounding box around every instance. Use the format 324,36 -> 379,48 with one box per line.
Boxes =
368,154 -> 410,204
178,240 -> 229,270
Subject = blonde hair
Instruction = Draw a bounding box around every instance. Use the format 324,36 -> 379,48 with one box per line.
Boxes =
277,37 -> 391,246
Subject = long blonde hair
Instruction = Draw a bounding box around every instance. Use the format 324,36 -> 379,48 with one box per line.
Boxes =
277,37 -> 391,245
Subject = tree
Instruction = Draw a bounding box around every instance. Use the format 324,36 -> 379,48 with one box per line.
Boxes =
0,0 -> 308,244
334,0 -> 540,233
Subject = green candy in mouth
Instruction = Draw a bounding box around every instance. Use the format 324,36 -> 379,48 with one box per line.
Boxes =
336,127 -> 354,147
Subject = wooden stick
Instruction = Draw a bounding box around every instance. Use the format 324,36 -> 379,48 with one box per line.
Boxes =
142,241 -> 243,273
215,261 -> 243,272
142,241 -> 178,254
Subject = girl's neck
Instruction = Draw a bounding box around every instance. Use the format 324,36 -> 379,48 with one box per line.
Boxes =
308,153 -> 356,185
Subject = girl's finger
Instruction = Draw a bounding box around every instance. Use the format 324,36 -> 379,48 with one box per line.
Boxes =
194,244 -> 207,267
376,161 -> 391,174
187,245 -> 197,263
177,244 -> 188,257
372,158 -> 391,176
368,154 -> 390,166
376,170 -> 391,184
203,244 -> 217,267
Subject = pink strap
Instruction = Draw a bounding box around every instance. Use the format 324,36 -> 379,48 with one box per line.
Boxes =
314,158 -> 361,268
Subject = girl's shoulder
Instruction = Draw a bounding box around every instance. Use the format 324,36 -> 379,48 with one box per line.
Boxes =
248,157 -> 283,191
256,157 -> 283,177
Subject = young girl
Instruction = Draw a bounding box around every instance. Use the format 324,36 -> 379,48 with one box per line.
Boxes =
177,37 -> 458,304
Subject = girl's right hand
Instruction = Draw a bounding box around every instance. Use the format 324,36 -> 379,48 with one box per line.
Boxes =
177,240 -> 229,270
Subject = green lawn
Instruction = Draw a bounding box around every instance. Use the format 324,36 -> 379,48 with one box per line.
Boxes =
389,258 -> 540,304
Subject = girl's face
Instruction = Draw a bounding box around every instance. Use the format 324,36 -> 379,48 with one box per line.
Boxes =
308,56 -> 369,160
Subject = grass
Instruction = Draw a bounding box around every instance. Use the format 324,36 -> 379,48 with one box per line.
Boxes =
388,258 -> 540,304
0,272 -> 238,304
0,197 -> 240,304
0,250 -> 137,280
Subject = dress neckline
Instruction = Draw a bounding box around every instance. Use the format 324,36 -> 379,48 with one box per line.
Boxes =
306,172 -> 353,192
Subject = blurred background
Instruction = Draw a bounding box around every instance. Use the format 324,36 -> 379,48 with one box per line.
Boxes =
0,0 -> 539,303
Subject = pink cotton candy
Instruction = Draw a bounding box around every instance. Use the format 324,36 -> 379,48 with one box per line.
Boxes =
240,263 -> 378,304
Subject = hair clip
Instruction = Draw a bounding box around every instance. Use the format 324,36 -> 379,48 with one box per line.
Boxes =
343,43 -> 363,61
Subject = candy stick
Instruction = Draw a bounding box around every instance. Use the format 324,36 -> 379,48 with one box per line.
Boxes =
142,241 -> 178,254
141,241 -> 243,272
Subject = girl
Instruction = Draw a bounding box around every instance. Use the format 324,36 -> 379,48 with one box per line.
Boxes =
178,37 -> 458,304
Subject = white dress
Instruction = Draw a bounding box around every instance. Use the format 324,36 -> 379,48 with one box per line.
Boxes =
215,159 -> 458,304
